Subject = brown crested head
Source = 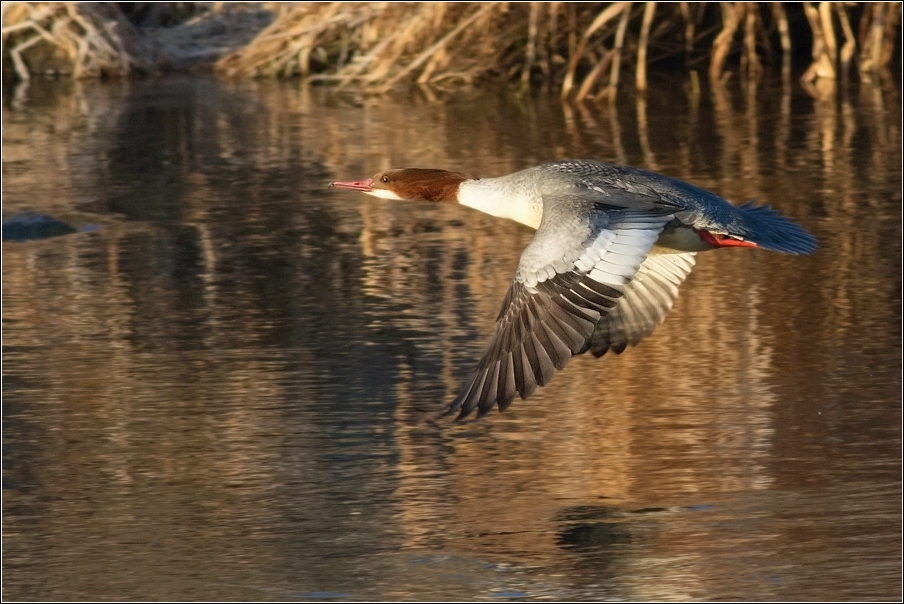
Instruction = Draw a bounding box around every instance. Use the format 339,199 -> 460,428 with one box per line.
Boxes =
331,168 -> 471,203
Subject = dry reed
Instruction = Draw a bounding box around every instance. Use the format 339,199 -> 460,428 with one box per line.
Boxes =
3,3 -> 900,96
216,2 -> 899,96
2,2 -> 153,80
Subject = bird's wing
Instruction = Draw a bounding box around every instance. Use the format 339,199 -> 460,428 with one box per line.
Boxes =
587,252 -> 696,356
447,194 -> 674,419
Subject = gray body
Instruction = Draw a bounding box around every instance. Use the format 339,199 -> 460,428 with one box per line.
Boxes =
448,160 -> 817,419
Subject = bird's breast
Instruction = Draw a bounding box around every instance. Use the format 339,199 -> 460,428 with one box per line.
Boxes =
457,179 -> 543,228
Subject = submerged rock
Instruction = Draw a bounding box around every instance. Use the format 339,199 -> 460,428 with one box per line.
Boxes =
1,212 -> 93,241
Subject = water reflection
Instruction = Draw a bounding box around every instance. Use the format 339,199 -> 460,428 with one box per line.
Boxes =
3,76 -> 901,600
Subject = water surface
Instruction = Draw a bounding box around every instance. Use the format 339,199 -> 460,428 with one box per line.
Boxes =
3,76 -> 901,600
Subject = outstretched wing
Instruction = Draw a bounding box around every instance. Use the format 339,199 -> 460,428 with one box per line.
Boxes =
447,194 -> 675,420
587,252 -> 696,356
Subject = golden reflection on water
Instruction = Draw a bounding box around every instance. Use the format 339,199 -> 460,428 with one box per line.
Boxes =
3,77 -> 901,600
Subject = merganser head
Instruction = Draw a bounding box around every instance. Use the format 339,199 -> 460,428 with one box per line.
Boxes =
330,168 -> 471,203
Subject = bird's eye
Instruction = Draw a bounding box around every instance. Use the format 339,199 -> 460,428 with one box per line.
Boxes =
381,175 -> 389,184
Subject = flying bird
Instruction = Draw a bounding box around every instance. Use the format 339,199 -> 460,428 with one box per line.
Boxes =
331,160 -> 817,419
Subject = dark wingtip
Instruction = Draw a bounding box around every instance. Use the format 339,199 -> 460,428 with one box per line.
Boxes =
449,405 -> 476,422
445,388 -> 477,421
442,400 -> 462,418
445,385 -> 501,421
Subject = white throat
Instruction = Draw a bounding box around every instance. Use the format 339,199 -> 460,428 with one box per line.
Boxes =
457,178 -> 543,229
367,189 -> 403,200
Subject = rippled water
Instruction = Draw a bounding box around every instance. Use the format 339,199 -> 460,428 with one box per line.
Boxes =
3,76 -> 901,600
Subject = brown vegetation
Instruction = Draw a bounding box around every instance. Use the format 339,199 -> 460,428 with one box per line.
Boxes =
3,2 -> 901,95
214,1 -> 901,95
1,2 -> 153,80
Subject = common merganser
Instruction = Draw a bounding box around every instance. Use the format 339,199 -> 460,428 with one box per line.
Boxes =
331,160 -> 817,419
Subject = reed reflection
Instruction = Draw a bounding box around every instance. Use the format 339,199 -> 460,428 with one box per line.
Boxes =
2,76 -> 900,600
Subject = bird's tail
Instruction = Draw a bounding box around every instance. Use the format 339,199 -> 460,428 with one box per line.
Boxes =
736,202 -> 818,254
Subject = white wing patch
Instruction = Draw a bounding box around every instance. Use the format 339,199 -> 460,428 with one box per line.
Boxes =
582,218 -> 664,286
519,213 -> 668,291
448,210 -> 675,419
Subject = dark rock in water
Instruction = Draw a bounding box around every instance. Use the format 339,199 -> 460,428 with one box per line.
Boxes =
3,212 -> 79,241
